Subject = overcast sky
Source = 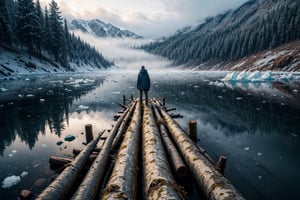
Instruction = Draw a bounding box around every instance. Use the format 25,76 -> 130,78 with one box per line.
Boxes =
40,0 -> 248,38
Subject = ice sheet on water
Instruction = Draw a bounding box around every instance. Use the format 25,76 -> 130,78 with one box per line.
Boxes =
222,71 -> 274,82
223,71 -> 300,82
236,70 -> 249,81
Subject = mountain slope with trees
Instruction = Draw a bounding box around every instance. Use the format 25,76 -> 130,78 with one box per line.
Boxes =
142,0 -> 300,71
0,0 -> 113,75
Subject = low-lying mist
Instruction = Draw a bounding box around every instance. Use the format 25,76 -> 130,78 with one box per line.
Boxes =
73,31 -> 173,70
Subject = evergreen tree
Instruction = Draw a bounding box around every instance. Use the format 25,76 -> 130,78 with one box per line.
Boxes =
16,0 -> 36,54
34,0 -> 44,57
48,0 -> 64,61
0,0 -> 14,46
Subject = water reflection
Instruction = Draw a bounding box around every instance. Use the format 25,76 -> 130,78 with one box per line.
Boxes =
150,72 -> 300,137
0,71 -> 299,200
0,75 -> 105,155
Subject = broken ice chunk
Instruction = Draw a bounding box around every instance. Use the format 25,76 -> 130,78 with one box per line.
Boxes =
244,147 -> 250,151
1,175 -> 21,189
77,105 -> 89,110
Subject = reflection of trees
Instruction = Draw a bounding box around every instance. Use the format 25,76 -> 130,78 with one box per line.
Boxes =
0,78 -> 104,155
155,78 -> 300,136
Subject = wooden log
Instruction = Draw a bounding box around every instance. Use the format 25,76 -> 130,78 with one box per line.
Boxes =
113,114 -> 121,121
71,102 -> 134,200
165,107 -> 176,112
142,103 -> 183,200
215,156 -> 227,175
101,101 -> 141,200
49,156 -> 73,166
157,104 -> 245,200
188,120 -> 197,142
153,105 -> 189,180
73,148 -> 100,156
36,134 -> 102,200
119,103 -> 128,109
170,113 -> 183,118
85,124 -> 94,144
111,101 -> 137,152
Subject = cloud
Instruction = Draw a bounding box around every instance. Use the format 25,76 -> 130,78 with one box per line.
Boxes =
73,31 -> 173,70
40,0 -> 248,38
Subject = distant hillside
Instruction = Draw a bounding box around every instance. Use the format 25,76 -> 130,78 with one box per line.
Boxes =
142,0 -> 300,71
70,19 -> 142,39
0,0 -> 113,75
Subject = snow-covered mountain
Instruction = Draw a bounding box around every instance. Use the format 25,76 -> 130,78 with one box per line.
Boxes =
70,19 -> 142,38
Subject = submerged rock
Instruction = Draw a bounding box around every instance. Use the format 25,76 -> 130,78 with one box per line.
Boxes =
20,189 -> 32,200
64,135 -> 75,142
34,178 -> 46,187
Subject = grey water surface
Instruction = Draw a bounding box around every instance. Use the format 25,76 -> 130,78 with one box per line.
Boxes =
0,70 -> 299,200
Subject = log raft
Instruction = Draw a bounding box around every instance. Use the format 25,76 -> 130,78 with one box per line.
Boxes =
36,96 -> 245,200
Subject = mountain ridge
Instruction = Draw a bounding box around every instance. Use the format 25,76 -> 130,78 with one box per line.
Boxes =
143,0 -> 300,71
70,19 -> 142,39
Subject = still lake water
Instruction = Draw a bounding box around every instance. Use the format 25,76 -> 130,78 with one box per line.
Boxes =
0,70 -> 299,200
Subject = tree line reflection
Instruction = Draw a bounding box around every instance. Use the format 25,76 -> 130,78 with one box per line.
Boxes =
152,76 -> 300,137
0,77 -> 105,155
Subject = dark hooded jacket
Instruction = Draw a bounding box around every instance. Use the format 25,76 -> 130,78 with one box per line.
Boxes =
137,67 -> 150,91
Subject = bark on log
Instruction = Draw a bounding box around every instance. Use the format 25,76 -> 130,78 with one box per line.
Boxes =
36,134 -> 101,200
111,101 -> 137,152
153,105 -> 188,180
71,102 -> 135,200
157,104 -> 245,200
142,103 -> 183,200
101,101 -> 141,200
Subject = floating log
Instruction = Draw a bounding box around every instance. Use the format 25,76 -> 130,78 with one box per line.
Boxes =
49,156 -> 73,166
166,107 -> 176,112
36,134 -> 101,200
101,101 -> 141,200
157,104 -> 245,200
73,147 -> 101,156
170,113 -> 183,118
142,103 -> 183,200
71,102 -> 134,200
153,105 -> 188,180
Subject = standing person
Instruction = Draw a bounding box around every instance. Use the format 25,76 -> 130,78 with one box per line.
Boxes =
137,66 -> 150,104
